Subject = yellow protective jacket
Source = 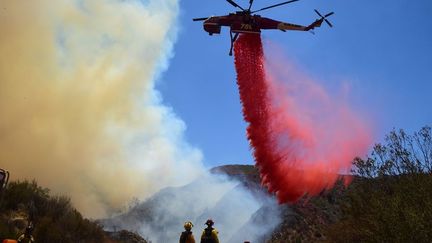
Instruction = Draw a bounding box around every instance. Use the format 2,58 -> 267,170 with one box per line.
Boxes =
179,230 -> 196,243
200,227 -> 219,243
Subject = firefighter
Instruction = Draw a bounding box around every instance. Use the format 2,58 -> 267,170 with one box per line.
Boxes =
179,221 -> 195,243
200,219 -> 219,243
0,169 -> 9,191
17,222 -> 35,243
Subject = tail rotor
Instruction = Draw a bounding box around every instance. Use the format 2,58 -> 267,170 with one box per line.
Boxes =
314,9 -> 334,27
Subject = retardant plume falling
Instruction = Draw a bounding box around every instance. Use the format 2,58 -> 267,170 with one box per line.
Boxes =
234,34 -> 372,203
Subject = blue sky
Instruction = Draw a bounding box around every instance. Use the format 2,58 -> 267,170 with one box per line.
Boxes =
157,0 -> 432,167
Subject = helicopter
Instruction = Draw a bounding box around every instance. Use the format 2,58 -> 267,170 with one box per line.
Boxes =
193,0 -> 334,55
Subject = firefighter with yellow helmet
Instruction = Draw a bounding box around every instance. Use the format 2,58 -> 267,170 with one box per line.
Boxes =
179,221 -> 196,243
200,219 -> 219,243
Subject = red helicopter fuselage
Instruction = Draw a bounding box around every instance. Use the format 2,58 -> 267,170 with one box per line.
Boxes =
204,12 -> 267,34
203,11 -> 318,35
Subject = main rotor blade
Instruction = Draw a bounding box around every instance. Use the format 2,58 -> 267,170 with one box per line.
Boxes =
314,9 -> 323,18
325,19 -> 333,27
325,12 -> 334,17
248,0 -> 254,11
193,17 -> 209,21
226,0 -> 245,10
252,0 -> 300,14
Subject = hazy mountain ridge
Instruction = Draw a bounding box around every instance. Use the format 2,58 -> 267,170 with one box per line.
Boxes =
101,164 -> 348,242
101,166 -> 279,242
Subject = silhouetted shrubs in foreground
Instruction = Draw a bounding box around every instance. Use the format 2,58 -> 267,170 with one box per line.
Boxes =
326,126 -> 432,242
0,180 -> 106,242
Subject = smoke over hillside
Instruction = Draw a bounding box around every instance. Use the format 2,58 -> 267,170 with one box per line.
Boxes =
0,0 -> 205,218
103,171 -> 281,243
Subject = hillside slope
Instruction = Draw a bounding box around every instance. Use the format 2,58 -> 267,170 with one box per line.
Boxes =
4,162 -> 429,242
0,180 -> 146,243
212,165 -> 347,242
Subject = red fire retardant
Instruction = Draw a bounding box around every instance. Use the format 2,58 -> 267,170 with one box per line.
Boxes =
234,33 -> 372,203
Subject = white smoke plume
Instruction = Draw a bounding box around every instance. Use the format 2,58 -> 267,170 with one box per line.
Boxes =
0,0 -> 204,218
